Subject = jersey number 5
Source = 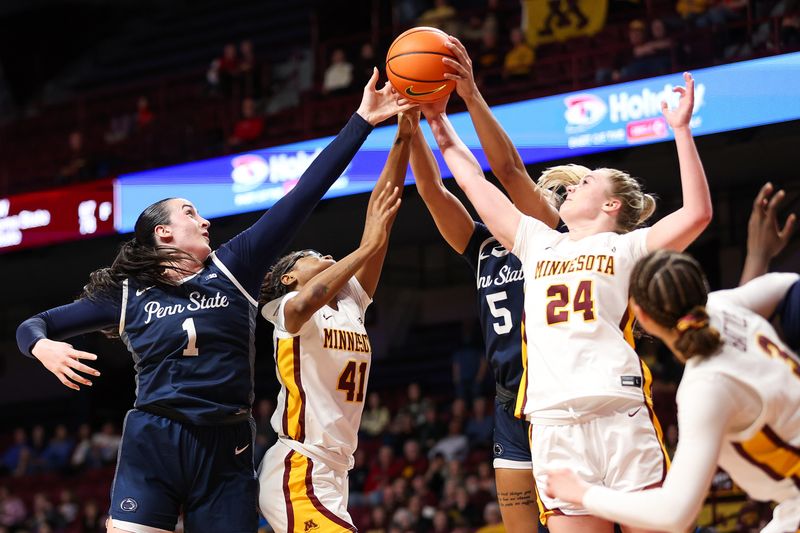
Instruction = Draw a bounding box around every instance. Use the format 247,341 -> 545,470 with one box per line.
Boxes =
486,292 -> 513,335
546,281 -> 595,325
338,360 -> 367,402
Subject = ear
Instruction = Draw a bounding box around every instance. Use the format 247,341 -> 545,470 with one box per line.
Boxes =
153,224 -> 172,241
280,273 -> 296,287
630,300 -> 653,330
602,196 -> 621,215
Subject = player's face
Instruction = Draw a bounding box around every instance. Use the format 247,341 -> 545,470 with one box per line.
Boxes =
288,252 -> 335,287
161,198 -> 212,261
559,170 -> 614,225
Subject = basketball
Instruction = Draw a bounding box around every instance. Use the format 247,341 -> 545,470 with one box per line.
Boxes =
386,27 -> 457,103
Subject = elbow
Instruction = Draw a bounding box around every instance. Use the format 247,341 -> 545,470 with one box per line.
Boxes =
694,205 -> 713,230
493,161 -> 522,184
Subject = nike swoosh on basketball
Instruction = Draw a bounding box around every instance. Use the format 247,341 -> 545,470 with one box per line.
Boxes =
234,444 -> 249,455
627,407 -> 642,417
135,286 -> 154,296
405,84 -> 447,97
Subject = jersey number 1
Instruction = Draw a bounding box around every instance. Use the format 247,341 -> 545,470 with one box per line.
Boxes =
338,360 -> 367,402
181,318 -> 199,356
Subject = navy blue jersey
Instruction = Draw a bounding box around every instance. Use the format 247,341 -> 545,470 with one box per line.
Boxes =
461,222 -> 525,392
778,278 -> 800,351
17,113 -> 374,426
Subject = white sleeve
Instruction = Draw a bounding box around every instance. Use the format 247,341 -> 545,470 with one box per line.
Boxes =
512,215 -> 556,261
616,227 -> 650,262
346,277 -> 373,314
582,374 -> 747,532
260,292 -> 300,333
710,273 -> 800,319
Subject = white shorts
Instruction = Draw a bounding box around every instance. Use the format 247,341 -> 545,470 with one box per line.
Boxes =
530,401 -> 669,523
258,439 -> 356,532
761,496 -> 800,533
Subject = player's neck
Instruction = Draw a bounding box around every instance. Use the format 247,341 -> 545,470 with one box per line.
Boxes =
163,259 -> 204,281
565,217 -> 617,240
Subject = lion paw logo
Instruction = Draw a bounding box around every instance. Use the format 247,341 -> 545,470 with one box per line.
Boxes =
120,498 -> 138,512
493,443 -> 504,457
303,519 -> 320,531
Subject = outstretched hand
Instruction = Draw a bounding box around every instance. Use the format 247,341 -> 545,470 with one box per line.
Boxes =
661,72 -> 695,130
363,181 -> 402,251
419,94 -> 450,122
31,339 -> 101,391
544,469 -> 591,505
398,108 -> 421,138
442,36 -> 479,102
747,182 -> 797,262
357,68 -> 417,126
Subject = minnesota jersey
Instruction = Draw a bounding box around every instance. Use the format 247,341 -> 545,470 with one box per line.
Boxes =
512,216 -> 650,419
262,277 -> 372,471
119,252 -> 257,425
462,222 -> 525,393
682,284 -> 800,503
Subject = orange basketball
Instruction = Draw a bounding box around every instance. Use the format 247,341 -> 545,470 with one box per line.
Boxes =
386,27 -> 457,103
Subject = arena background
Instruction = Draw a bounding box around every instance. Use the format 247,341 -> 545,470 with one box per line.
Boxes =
0,0 -> 798,531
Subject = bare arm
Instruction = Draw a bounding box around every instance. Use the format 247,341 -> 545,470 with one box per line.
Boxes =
355,111 -> 417,297
410,125 -> 475,254
443,36 -> 559,228
282,184 -> 401,333
421,99 -> 521,251
646,73 -> 713,252
740,182 -> 797,284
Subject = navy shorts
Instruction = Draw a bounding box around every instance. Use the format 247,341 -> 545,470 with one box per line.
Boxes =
109,409 -> 258,532
493,398 -> 532,468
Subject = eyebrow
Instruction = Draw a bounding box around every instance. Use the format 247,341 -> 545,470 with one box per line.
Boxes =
181,204 -> 195,211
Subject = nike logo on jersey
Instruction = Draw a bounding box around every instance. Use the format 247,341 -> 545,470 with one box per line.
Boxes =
322,313 -> 333,320
234,444 -> 249,455
135,286 -> 155,297
627,407 -> 642,417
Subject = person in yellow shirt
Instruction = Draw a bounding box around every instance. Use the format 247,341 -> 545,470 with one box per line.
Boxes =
503,28 -> 535,81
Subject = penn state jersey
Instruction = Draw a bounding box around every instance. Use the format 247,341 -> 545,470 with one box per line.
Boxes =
119,252 -> 256,425
462,222 -> 525,393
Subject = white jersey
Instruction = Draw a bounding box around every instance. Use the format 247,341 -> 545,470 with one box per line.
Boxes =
682,278 -> 800,503
261,277 -> 372,471
511,215 -> 651,420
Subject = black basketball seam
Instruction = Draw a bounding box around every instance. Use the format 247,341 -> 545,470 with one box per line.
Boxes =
386,50 -> 458,62
387,27 -> 448,57
386,62 -> 450,83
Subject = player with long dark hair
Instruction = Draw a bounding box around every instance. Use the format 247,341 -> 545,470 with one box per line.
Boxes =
547,251 -> 800,533
15,71 -> 412,533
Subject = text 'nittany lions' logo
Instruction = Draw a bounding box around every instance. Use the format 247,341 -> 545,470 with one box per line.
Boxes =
120,498 -> 138,512
405,84 -> 447,97
303,519 -> 319,531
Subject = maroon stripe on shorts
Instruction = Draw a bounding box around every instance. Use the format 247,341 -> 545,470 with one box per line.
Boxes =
304,456 -> 357,531
283,450 -> 295,533
638,359 -> 668,483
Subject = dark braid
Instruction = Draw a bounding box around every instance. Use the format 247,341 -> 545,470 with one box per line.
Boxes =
630,250 -> 722,358
259,250 -> 317,305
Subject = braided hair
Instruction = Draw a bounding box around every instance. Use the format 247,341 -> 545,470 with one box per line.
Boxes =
259,250 -> 319,305
630,250 -> 722,358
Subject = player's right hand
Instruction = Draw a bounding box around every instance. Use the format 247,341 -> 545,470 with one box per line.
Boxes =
419,94 -> 449,122
31,339 -> 100,391
442,36 -> 479,103
747,182 -> 797,262
363,182 -> 402,252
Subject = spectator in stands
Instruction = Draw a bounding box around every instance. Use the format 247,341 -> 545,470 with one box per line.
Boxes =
782,13 -> 800,48
465,396 -> 493,447
135,96 -> 155,130
676,0 -> 711,24
322,48 -> 354,95
78,500 -> 105,533
90,422 -> 120,465
57,489 -> 79,525
104,113 -> 133,145
349,448 -> 371,506
1,428 -> 29,475
27,492 -> 65,532
206,59 -> 222,96
364,444 -> 403,494
398,382 -> 432,427
70,423 -> 98,470
451,322 -> 486,403
361,391 -> 391,438
365,505 -> 388,533
58,131 -> 92,184
417,404 -> 444,448
475,29 -> 503,87
476,502 -> 504,533
218,43 -> 240,96
619,19 -> 673,79
0,486 -> 26,528
411,473 -> 438,508
27,425 -> 47,472
431,509 -> 451,533
417,0 -> 459,35
449,486 -> 482,528
355,42 -> 380,89
425,453 -> 447,495
239,39 -> 261,98
228,97 -> 265,150
428,419 -> 468,462
503,27 -> 535,81
398,439 -> 428,479
41,424 -> 73,472
476,461 -> 496,495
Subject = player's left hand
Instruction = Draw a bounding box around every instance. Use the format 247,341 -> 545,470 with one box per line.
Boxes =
747,182 -> 797,262
357,68 -> 417,126
661,72 -> 694,130
398,108 -> 421,137
545,469 -> 591,505
419,94 -> 450,122
442,36 -> 479,103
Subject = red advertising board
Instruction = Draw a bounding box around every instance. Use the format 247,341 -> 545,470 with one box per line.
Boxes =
0,179 -> 115,253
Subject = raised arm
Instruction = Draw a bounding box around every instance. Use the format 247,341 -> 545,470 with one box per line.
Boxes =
646,72 -> 713,252
355,111 -> 418,297
442,36 -> 560,228
421,98 -> 521,251
16,297 -> 117,390
218,70 -> 415,293
409,121 -> 474,254
281,183 -> 401,333
740,182 -> 797,284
